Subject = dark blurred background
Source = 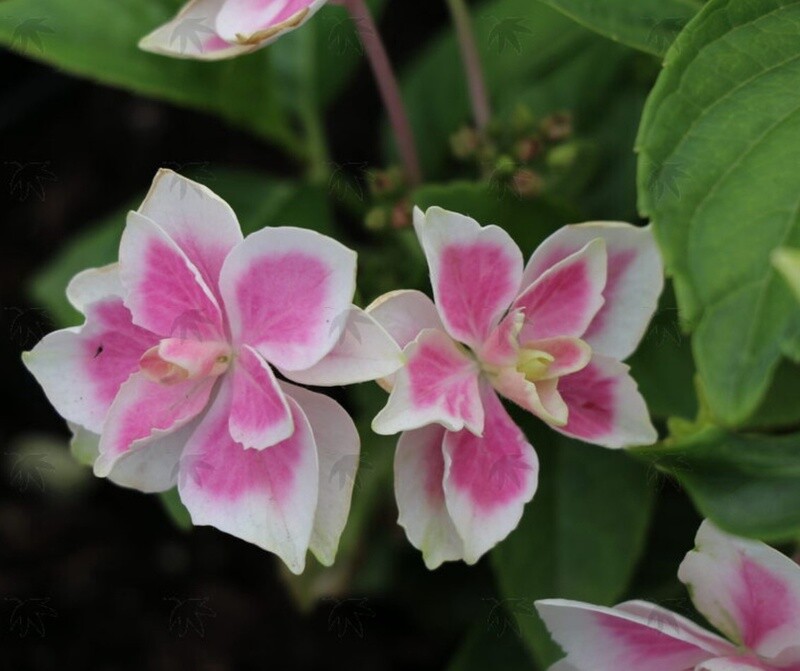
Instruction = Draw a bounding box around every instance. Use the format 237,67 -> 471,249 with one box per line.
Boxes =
0,3 -> 509,669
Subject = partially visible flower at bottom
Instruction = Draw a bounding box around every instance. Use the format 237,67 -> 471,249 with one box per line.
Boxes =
536,521 -> 800,671
366,206 -> 663,568
22,169 -> 402,574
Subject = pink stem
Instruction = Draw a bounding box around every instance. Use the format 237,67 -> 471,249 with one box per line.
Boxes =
446,0 -> 491,130
340,0 -> 422,186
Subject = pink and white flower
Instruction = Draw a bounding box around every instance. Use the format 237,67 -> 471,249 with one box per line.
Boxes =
23,169 -> 401,574
536,521 -> 800,671
140,0 -> 329,60
366,206 -> 662,567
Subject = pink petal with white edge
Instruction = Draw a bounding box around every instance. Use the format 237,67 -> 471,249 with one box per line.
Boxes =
23,299 -> 158,434
395,425 -> 464,569
137,169 -> 243,299
414,206 -> 523,349
490,369 -> 568,426
139,0 -> 256,61
514,239 -> 607,342
442,385 -> 538,563
282,307 -> 403,386
95,372 -> 215,475
215,0 -> 327,46
678,521 -> 800,659
120,212 -> 224,339
280,382 -> 359,567
556,354 -> 657,448
366,290 -> 444,350
178,378 -> 319,574
219,226 -> 356,371
522,223 -> 663,360
228,345 -> 293,450
106,421 -> 201,493
66,263 -> 123,312
535,599 -> 732,671
372,328 -> 483,436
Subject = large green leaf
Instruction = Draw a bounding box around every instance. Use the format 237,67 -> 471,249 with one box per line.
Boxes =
0,0 -> 298,151
400,0 -> 635,184
637,0 -> 800,425
492,423 -> 654,666
634,426 -> 800,541
539,0 -> 703,56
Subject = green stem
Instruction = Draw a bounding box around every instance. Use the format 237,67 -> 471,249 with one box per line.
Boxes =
445,0 -> 491,130
298,24 -> 331,183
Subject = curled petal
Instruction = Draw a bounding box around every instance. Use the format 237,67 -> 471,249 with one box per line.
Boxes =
414,206 -> 523,349
678,521 -> 800,659
394,425 -> 464,569
535,599 -> 732,671
479,310 -> 523,368
372,328 -> 483,436
178,378 -> 319,574
228,345 -> 293,451
522,223 -> 663,360
120,212 -> 224,339
556,354 -> 657,448
23,299 -> 157,434
513,239 -> 606,342
490,370 -> 568,427
282,307 -> 403,386
215,0 -> 327,47
280,382 -> 360,567
139,0 -> 256,60
442,386 -> 538,563
219,226 -> 356,371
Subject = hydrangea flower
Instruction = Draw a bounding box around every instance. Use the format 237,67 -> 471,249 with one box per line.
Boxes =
23,169 -> 401,574
366,207 -> 662,567
140,0 -> 328,60
536,521 -> 800,671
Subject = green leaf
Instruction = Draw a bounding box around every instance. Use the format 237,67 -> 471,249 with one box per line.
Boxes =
446,621 -> 535,671
637,0 -> 800,425
158,487 -> 192,531
0,0 -> 297,152
400,0 -> 641,203
492,422 -> 654,666
634,426 -> 800,541
539,0 -> 703,56
31,168 -> 332,328
773,247 -> 800,303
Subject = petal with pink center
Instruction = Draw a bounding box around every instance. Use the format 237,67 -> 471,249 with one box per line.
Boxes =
371,328 -> 483,436
678,521 -> 800,659
282,307 -> 403,386
442,386 -> 538,563
522,223 -> 663,360
228,345 -> 293,451
490,369 -> 568,426
535,599 -> 732,671
219,226 -> 356,371
137,169 -> 243,298
215,0 -> 327,46
95,372 -> 215,475
139,0 -> 257,61
120,212 -> 224,339
66,263 -> 123,312
280,382 -> 359,567
23,299 -> 158,434
414,206 -> 523,349
394,425 -> 464,569
366,290 -> 444,350
178,379 -> 319,574
556,354 -> 657,448
513,239 -> 607,342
